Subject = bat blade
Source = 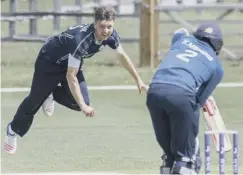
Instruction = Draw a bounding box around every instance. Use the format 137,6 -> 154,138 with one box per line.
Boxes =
202,96 -> 232,152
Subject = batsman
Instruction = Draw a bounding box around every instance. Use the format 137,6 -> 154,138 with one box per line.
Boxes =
146,23 -> 224,174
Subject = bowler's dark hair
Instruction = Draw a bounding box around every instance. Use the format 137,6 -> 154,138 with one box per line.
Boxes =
94,6 -> 116,22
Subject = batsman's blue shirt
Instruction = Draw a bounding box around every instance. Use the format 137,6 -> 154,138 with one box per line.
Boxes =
151,29 -> 224,107
39,23 -> 120,68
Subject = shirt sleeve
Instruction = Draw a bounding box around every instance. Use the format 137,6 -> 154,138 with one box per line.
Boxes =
65,36 -> 81,68
196,65 -> 224,107
114,44 -> 124,55
171,28 -> 190,45
107,30 -> 120,49
68,54 -> 81,68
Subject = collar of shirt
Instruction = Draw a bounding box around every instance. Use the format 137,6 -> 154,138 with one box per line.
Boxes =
93,33 -> 103,45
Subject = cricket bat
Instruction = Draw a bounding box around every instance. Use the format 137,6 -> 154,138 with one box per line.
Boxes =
202,96 -> 232,152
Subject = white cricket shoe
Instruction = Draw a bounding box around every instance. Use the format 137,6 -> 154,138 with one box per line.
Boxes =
4,124 -> 17,154
42,93 -> 55,117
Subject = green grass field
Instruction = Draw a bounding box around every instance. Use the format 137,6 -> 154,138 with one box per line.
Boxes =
1,0 -> 243,174
1,88 -> 243,174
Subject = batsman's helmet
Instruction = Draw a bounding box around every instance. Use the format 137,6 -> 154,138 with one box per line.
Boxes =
193,23 -> 223,55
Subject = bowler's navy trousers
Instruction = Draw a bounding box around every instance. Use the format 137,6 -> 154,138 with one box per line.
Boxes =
11,56 -> 89,137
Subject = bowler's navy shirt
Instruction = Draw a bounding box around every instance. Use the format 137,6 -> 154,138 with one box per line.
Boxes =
39,23 -> 120,68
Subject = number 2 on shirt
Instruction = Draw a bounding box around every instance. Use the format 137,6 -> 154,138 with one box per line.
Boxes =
176,49 -> 198,62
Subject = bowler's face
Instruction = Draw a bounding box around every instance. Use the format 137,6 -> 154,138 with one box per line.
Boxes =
94,20 -> 114,41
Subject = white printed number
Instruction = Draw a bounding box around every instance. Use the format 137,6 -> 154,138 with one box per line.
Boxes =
176,49 -> 198,62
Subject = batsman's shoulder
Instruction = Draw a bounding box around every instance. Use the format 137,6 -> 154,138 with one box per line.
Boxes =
216,62 -> 224,78
171,28 -> 190,45
174,28 -> 190,35
214,56 -> 224,72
